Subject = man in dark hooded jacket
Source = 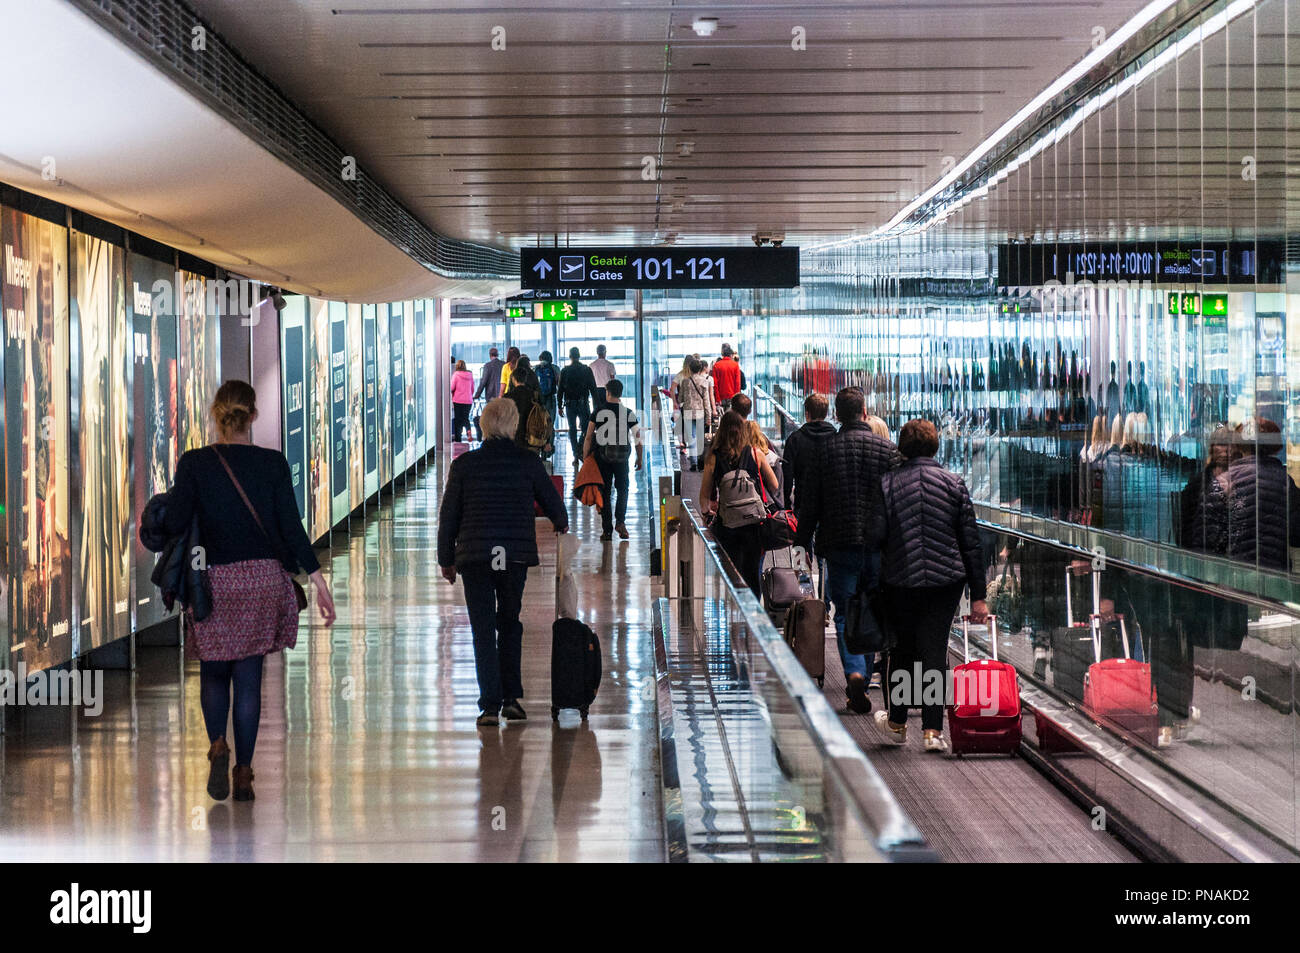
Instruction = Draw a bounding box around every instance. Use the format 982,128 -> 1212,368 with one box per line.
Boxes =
782,392 -> 836,509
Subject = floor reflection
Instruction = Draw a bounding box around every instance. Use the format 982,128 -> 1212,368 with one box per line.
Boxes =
0,442 -> 661,862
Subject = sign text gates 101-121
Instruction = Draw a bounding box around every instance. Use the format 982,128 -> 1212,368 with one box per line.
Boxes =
520,246 -> 799,290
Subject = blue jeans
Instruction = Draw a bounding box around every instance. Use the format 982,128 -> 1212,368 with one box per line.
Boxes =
460,562 -> 530,712
825,549 -> 880,682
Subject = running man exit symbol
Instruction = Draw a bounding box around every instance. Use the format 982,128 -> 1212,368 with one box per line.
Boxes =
559,256 -> 585,282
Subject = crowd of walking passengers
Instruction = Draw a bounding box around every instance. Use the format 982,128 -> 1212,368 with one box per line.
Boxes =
149,338 -> 1300,797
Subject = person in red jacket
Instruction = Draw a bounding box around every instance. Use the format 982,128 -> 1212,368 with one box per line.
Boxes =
712,343 -> 743,409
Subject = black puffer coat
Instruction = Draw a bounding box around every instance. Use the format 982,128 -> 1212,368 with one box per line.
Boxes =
1216,455 -> 1300,570
794,420 -> 903,554
868,457 -> 986,598
437,437 -> 568,568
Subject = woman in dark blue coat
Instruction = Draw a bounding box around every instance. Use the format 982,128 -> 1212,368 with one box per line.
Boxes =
869,419 -> 987,753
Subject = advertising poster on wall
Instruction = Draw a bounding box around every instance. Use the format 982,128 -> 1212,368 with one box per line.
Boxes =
329,300 -> 349,525
347,303 -> 364,509
2,208 -> 73,672
376,302 -> 392,487
415,300 -> 427,455
280,296 -> 308,531
177,270 -> 219,453
404,300 -> 417,463
363,303 -> 378,498
390,302 -> 407,475
71,231 -> 131,653
308,297 -> 331,540
129,252 -> 179,631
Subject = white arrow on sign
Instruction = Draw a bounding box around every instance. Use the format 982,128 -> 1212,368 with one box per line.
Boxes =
532,259 -> 552,279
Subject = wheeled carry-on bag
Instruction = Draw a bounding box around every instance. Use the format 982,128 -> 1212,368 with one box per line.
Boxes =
948,615 -> 1022,756
551,534 -> 601,720
1083,612 -> 1158,744
1050,566 -> 1098,700
762,546 -> 814,612
783,567 -> 825,688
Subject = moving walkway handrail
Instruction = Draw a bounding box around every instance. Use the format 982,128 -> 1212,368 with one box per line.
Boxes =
674,498 -> 934,861
750,383 -> 801,432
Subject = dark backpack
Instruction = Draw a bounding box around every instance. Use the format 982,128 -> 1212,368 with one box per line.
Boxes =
537,362 -> 556,397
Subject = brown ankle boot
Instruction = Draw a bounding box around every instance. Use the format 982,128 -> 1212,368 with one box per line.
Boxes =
232,764 -> 255,802
206,738 -> 230,801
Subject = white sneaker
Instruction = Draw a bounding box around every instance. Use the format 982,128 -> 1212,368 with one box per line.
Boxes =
1188,705 -> 1201,723
922,731 -> 947,753
874,710 -> 906,744
1157,726 -> 1174,748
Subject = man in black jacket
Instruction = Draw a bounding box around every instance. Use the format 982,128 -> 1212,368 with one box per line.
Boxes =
782,393 -> 836,509
438,398 -> 569,727
795,387 -> 903,714
558,347 -> 600,466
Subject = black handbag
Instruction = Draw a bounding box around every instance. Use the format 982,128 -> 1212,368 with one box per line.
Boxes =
844,581 -> 887,655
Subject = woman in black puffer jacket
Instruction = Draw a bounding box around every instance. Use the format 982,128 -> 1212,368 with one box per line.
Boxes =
868,418 -> 987,752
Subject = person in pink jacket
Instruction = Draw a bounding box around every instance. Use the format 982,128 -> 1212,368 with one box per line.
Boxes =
451,359 -> 475,441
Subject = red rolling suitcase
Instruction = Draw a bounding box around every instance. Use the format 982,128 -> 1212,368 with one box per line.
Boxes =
948,615 -> 1022,756
1083,613 -> 1158,744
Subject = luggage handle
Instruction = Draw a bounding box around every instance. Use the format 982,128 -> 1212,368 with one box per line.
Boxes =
1066,564 -> 1103,628
960,614 -> 998,663
1119,616 -> 1131,660
1089,613 -> 1103,665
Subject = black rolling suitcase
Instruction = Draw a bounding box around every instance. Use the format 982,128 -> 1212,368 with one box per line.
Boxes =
551,535 -> 601,720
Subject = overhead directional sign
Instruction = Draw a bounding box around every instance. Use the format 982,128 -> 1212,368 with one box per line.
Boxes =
521,246 -> 799,290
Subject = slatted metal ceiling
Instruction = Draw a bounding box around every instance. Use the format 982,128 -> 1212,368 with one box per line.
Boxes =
183,0 -> 1155,249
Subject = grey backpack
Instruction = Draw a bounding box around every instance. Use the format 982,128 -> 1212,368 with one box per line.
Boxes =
717,464 -> 766,528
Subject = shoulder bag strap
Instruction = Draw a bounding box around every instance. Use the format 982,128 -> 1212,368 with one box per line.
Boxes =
211,446 -> 292,570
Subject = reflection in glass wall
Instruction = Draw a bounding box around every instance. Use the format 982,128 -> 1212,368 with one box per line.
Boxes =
746,0 -> 1299,602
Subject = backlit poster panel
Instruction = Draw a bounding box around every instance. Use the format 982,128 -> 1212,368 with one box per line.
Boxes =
390,302 -> 406,475
329,301 -> 349,524
415,300 -> 427,454
2,208 -> 72,672
71,231 -> 130,652
362,304 -> 378,497
376,303 -> 391,487
129,252 -> 179,630
308,297 -> 331,540
347,303 -> 364,509
404,300 -> 417,464
178,270 -> 219,453
280,297 -> 308,532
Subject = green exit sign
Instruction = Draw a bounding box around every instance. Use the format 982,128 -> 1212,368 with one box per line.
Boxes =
533,301 -> 578,321
1203,293 -> 1228,316
505,305 -> 527,318
1168,292 -> 1201,315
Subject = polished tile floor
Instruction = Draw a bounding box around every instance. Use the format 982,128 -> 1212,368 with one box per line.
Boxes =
0,447 -> 663,861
